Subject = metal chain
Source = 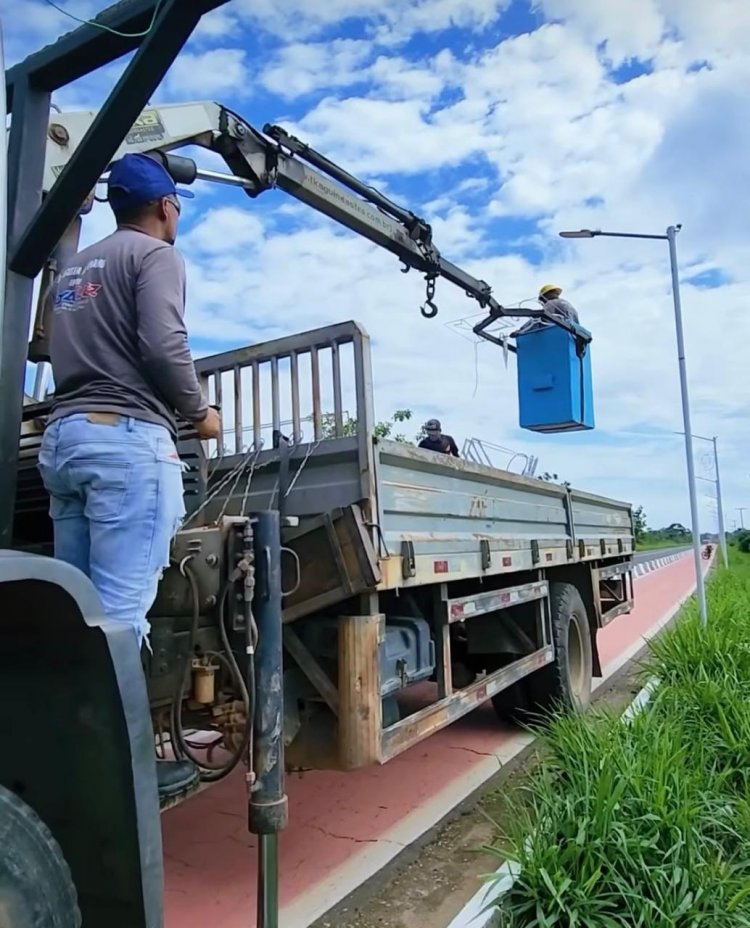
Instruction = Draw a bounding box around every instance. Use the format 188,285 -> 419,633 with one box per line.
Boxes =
415,237 -> 440,318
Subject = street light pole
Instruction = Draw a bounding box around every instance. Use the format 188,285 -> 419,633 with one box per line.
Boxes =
559,224 -> 708,625
712,437 -> 729,568
666,226 -> 708,623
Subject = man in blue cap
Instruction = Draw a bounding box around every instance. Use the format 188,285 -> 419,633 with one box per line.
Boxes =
38,152 -> 221,796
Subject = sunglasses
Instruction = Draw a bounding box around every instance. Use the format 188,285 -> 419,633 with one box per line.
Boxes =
165,195 -> 181,216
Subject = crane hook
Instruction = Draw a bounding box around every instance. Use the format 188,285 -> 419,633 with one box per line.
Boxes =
420,272 -> 438,318
420,298 -> 438,318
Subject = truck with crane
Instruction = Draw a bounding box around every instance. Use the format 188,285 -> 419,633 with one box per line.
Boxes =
1,4 -> 635,927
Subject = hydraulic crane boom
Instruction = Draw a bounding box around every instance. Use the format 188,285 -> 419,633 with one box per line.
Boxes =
39,100 -> 583,335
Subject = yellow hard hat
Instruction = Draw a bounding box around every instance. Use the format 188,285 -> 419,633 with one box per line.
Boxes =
539,283 -> 562,298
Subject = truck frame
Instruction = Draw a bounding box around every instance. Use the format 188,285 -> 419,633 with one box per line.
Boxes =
17,318 -> 636,773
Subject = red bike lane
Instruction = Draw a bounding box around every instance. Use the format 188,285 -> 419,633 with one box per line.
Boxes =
164,553 -> 699,928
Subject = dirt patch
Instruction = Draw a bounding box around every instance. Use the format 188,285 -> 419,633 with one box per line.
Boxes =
311,656 -> 648,928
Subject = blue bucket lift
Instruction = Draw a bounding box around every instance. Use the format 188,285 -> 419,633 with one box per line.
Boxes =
516,323 -> 594,432
472,308 -> 594,434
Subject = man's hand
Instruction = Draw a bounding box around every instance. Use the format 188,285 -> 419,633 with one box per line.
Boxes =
195,406 -> 222,440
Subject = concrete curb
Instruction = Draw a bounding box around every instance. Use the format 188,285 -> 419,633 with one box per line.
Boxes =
632,550 -> 689,578
444,675 -> 663,928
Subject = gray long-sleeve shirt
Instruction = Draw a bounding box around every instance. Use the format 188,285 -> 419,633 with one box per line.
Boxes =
515,297 -> 580,336
48,228 -> 208,438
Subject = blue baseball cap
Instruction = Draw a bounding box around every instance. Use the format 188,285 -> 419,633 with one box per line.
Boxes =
107,152 -> 195,210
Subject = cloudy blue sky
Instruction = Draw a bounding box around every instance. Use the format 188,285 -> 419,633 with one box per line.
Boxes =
4,0 -> 749,530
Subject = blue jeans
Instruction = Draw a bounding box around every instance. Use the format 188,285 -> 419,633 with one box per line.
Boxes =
38,413 -> 186,647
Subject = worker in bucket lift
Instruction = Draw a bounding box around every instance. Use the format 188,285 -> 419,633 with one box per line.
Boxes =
37,153 -> 221,797
516,284 -> 580,335
419,419 -> 459,457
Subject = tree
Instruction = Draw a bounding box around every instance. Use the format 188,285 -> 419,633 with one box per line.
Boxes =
633,505 -> 647,541
664,522 -> 690,540
320,408 -> 414,443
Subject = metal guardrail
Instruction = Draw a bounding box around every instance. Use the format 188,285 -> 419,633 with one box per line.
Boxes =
193,320 -> 375,457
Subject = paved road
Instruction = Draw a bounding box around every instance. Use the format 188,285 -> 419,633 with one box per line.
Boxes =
633,545 -> 690,565
163,552 -> 700,928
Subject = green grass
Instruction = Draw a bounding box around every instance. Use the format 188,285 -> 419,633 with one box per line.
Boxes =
488,550 -> 750,928
635,538 -> 690,552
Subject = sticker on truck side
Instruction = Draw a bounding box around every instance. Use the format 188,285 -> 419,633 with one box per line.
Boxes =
125,110 -> 166,145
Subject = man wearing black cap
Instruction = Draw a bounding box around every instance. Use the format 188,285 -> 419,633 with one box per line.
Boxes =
38,153 -> 220,795
419,419 -> 459,457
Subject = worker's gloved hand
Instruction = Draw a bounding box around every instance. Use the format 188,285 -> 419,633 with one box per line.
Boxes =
196,406 -> 222,440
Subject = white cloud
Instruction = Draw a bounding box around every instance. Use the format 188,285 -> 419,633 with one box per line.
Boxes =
540,0 -> 750,67
165,48 -> 250,98
533,0 -> 666,65
260,39 -> 374,99
192,7 -> 243,42
292,95 -> 487,175
372,0 -> 512,44
233,0 -> 510,43
181,206 -> 265,255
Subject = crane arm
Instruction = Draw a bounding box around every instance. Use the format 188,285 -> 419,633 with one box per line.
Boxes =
42,100 -> 586,336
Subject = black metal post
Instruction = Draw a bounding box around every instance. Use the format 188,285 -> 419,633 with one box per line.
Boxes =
0,79 -> 51,547
249,510 -> 288,928
272,430 -> 291,524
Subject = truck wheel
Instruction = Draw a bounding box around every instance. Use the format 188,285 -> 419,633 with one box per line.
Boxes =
0,785 -> 81,928
492,582 -> 592,724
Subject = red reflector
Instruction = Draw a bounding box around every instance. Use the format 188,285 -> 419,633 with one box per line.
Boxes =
500,592 -> 511,603
502,556 -> 512,567
450,603 -> 464,619
545,553 -> 553,562
434,560 -> 449,573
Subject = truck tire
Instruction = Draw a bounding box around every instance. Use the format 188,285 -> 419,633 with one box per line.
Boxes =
0,785 -> 81,928
492,582 -> 592,724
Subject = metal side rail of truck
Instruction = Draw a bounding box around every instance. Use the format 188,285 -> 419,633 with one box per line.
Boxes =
16,319 -> 636,774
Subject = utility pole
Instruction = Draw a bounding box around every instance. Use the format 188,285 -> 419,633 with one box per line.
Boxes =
739,508 -> 747,530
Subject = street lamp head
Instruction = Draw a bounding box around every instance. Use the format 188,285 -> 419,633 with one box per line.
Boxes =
559,229 -> 599,239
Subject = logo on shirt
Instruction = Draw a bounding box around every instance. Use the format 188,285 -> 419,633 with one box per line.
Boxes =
54,281 -> 103,313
